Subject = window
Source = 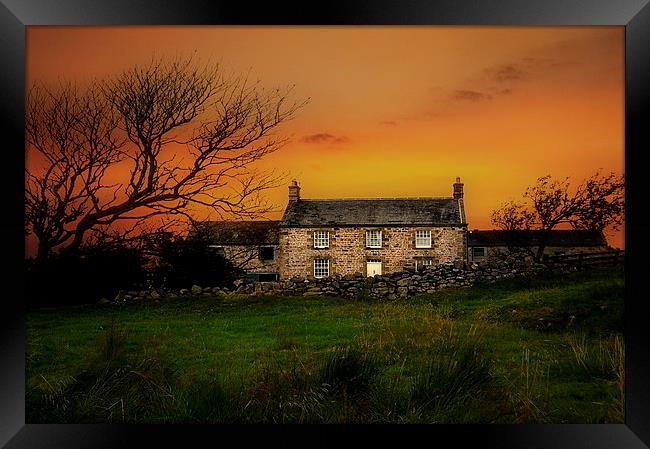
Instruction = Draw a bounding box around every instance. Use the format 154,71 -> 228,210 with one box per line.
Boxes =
245,273 -> 279,283
416,258 -> 433,270
314,258 -> 330,278
313,230 -> 330,248
209,245 -> 226,257
472,247 -> 485,257
259,273 -> 279,282
259,247 -> 274,261
365,230 -> 382,248
415,230 -> 432,248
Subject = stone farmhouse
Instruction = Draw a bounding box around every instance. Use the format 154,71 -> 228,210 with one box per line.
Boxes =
278,179 -> 466,279
201,178 -> 610,280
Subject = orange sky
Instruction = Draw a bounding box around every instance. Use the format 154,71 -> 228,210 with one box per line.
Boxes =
26,26 -> 625,248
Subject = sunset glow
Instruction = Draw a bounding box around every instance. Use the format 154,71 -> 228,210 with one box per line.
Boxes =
26,26 -> 624,249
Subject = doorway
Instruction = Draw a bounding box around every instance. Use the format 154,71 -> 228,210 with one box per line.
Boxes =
366,260 -> 382,276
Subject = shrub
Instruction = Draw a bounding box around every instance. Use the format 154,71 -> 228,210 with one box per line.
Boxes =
26,243 -> 147,306
564,334 -> 624,382
501,348 -> 552,423
174,381 -> 239,423
27,321 -> 178,423
241,359 -> 323,423
318,345 -> 380,400
409,327 -> 492,420
152,229 -> 244,289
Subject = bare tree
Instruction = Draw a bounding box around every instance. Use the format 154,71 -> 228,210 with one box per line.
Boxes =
26,57 -> 307,260
490,200 -> 535,231
491,172 -> 624,262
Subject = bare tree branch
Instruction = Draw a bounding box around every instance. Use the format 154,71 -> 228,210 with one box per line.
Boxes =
25,56 -> 308,260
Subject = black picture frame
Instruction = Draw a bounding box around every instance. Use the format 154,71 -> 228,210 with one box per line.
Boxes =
1,1 -> 649,447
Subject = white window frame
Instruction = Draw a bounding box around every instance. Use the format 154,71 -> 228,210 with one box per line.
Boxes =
416,258 -> 434,270
313,230 -> 330,248
314,258 -> 330,278
365,230 -> 382,248
415,230 -> 432,248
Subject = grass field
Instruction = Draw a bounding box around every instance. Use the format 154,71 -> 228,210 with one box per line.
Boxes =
26,265 -> 624,424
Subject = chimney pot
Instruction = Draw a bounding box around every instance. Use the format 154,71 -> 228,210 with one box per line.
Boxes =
288,180 -> 301,203
453,177 -> 464,199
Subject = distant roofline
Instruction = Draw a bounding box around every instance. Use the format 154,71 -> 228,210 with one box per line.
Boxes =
296,197 -> 455,202
467,228 -> 607,247
200,219 -> 282,224
280,223 -> 468,228
468,229 -> 605,233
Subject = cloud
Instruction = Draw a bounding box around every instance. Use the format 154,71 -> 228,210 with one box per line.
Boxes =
491,64 -> 526,83
300,133 -> 350,144
451,90 -> 493,102
484,57 -> 561,86
379,120 -> 398,126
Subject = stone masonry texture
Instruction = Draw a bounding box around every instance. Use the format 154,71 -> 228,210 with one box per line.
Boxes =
278,226 -> 466,279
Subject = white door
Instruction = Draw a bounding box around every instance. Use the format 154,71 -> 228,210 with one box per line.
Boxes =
367,261 -> 382,276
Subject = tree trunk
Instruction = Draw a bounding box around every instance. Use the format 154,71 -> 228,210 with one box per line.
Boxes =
534,230 -> 551,263
36,241 -> 51,263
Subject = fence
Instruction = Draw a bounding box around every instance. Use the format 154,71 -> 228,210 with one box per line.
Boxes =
542,250 -> 625,268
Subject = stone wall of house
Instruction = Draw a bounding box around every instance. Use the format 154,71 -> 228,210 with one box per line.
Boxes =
278,226 -> 466,279
468,245 -> 610,265
219,244 -> 280,273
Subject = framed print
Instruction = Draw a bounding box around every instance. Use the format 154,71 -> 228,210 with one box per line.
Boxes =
1,0 -> 649,447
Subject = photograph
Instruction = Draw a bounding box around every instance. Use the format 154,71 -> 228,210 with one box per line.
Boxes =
24,25 -> 626,425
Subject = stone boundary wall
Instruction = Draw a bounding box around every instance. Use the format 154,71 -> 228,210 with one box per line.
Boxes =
107,258 -> 583,303
236,260 -> 548,300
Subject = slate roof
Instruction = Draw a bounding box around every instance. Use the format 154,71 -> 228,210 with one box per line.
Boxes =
195,220 -> 280,245
281,198 -> 465,227
467,230 -> 608,247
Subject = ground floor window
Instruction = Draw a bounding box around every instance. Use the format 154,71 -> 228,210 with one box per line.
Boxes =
245,272 -> 279,282
208,245 -> 226,257
416,258 -> 433,270
472,247 -> 486,257
314,258 -> 330,278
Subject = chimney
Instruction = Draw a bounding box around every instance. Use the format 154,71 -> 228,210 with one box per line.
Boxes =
453,177 -> 464,199
288,180 -> 301,203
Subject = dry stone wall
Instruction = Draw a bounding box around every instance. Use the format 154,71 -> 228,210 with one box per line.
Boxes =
242,260 -> 547,299
109,259 -> 551,303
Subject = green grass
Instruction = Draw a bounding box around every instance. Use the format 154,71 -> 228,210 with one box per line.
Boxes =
26,265 -> 624,423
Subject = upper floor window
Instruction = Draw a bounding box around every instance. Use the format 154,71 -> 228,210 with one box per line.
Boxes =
313,230 -> 329,248
314,258 -> 330,278
415,230 -> 432,248
365,230 -> 382,248
259,247 -> 274,261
